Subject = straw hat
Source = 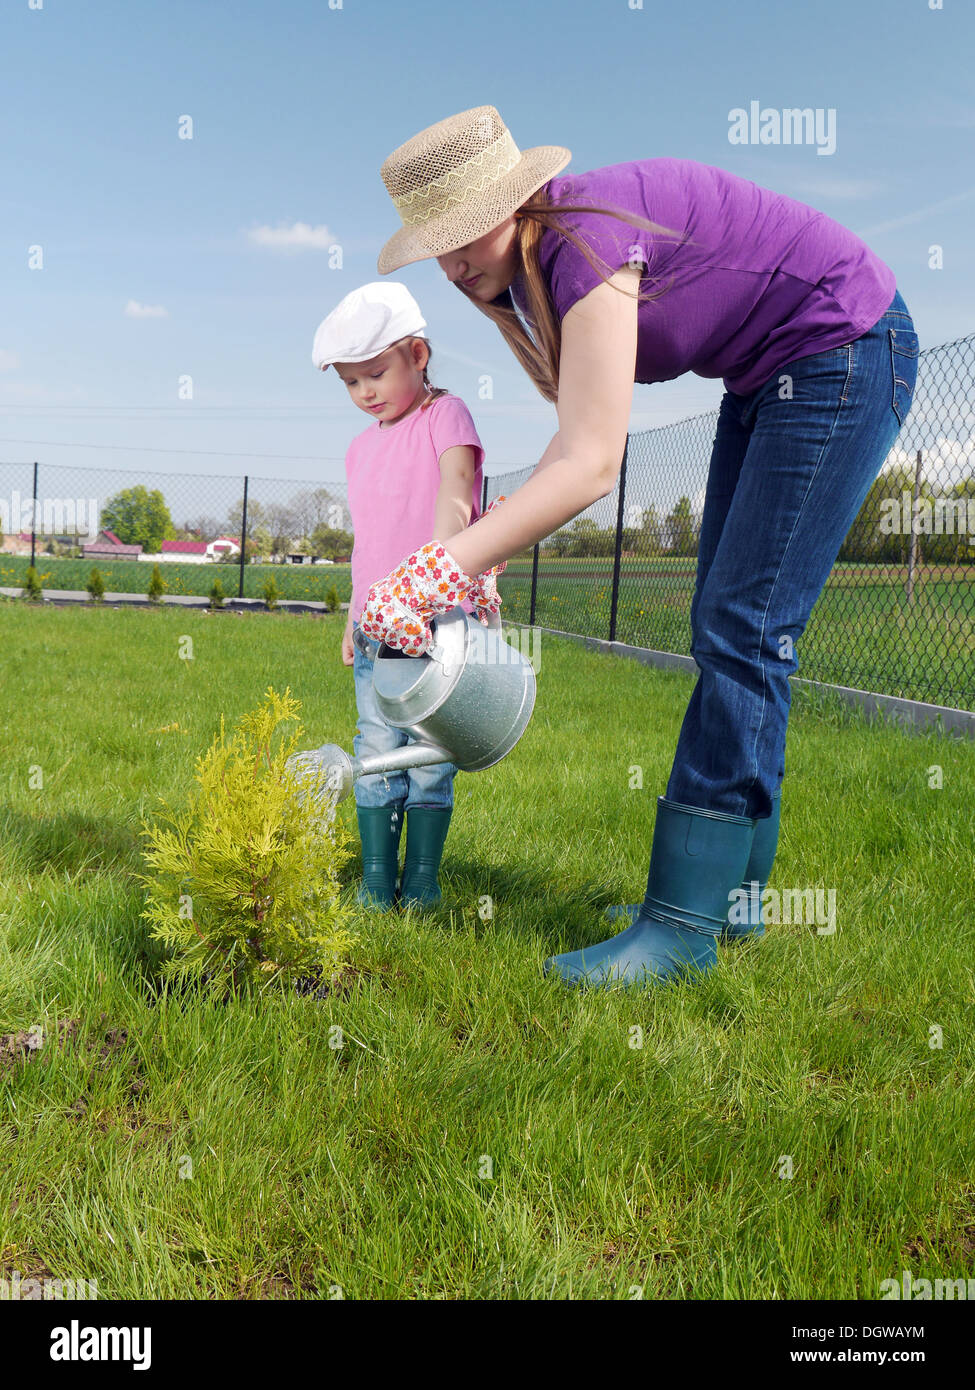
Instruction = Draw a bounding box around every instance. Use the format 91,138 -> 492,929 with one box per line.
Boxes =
377,105 -> 571,274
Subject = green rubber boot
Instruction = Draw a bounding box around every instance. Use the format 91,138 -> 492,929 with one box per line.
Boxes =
724,792 -> 782,940
544,797 -> 756,989
355,805 -> 404,911
398,806 -> 452,909
604,792 -> 782,942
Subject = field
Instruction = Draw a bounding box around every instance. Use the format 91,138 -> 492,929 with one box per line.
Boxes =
4,552 -> 971,706
2,601 -> 974,1299
497,558 -> 975,708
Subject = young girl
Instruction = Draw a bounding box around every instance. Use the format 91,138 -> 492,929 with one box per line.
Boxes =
310,281 -> 494,911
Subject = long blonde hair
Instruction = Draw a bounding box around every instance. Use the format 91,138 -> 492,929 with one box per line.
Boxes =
461,186 -> 690,403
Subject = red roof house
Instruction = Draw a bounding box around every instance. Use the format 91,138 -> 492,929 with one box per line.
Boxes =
161,540 -> 208,556
82,529 -> 142,560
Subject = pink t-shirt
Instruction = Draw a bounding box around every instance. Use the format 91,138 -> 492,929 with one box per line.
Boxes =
345,392 -> 485,622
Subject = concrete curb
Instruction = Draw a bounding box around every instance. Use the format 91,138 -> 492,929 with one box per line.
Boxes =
0,586 -> 349,616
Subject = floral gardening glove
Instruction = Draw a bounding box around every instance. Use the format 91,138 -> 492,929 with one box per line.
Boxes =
469,495 -> 507,625
359,542 -> 476,657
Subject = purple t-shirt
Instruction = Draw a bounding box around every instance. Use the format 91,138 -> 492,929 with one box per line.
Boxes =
510,159 -> 896,395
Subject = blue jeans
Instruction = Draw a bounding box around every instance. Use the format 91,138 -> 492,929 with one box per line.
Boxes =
666,289 -> 919,820
351,621 -> 458,810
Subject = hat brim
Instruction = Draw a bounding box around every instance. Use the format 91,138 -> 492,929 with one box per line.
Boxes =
377,145 -> 571,275
314,330 -> 427,372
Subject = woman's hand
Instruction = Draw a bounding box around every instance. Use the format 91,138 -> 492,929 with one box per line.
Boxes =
359,542 -> 476,656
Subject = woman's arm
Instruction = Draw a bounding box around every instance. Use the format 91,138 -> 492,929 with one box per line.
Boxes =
443,265 -> 641,575
432,445 -> 476,540
530,429 -> 563,477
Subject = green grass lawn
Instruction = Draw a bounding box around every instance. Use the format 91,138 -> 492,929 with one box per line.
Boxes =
1,601 -> 974,1299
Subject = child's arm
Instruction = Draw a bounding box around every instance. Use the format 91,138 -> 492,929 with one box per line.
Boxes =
341,584 -> 355,665
432,445 -> 477,540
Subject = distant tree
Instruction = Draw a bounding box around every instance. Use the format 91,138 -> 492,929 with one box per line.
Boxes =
546,528 -> 575,558
640,504 -> 666,556
291,487 -> 346,538
101,486 -> 174,552
563,517 -> 615,557
665,496 -> 698,557
951,473 -> 975,563
226,497 -> 267,540
923,471 -> 975,565
190,515 -> 222,543
251,525 -> 273,561
264,503 -> 298,558
309,524 -> 355,561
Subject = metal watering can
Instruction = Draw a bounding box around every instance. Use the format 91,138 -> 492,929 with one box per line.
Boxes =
288,606 -> 536,804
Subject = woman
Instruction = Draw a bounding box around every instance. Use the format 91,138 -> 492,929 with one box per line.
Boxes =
358,104 -> 919,989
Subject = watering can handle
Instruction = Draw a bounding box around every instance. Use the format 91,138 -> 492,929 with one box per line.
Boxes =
353,622 -> 451,670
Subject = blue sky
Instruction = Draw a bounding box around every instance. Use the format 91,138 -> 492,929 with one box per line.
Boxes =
1,0 -> 973,505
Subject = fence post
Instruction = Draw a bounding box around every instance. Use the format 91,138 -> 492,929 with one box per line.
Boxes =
30,460 -> 38,568
238,474 -> 249,600
481,474 -> 488,516
608,438 -> 629,643
906,449 -> 922,608
529,543 -> 539,626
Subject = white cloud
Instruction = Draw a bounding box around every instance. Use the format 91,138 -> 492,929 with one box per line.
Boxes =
124,300 -> 169,319
0,349 -> 19,371
248,221 -> 334,251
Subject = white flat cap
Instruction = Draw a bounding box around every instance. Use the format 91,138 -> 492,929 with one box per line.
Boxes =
312,281 -> 427,371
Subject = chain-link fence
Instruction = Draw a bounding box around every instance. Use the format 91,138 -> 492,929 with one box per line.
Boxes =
486,333 -> 975,711
0,459 -> 354,604
3,332 -> 973,707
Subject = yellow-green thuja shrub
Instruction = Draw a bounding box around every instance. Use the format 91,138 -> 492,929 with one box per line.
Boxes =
138,687 -> 355,993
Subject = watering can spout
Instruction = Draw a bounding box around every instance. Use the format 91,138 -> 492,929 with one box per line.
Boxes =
286,740 -> 452,805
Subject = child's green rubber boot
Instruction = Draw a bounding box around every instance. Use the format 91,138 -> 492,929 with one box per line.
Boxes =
399,806 -> 452,909
355,804 -> 404,911
544,797 -> 756,988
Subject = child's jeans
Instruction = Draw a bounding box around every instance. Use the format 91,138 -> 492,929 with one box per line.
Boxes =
665,288 -> 919,821
351,620 -> 457,810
